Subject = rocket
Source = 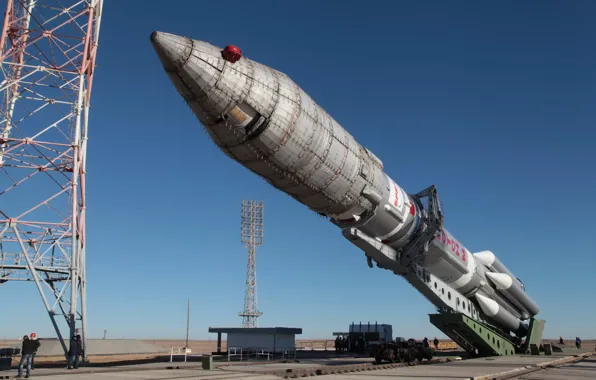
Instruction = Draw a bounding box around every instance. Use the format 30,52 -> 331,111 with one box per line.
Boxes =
150,31 -> 540,337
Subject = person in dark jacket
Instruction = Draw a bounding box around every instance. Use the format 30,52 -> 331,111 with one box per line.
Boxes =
18,335 -> 40,378
29,333 -> 40,370
67,334 -> 83,369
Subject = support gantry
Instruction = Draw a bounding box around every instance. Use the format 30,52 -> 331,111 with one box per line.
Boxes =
0,0 -> 104,359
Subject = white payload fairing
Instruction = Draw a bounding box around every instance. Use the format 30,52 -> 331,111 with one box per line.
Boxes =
150,31 -> 540,338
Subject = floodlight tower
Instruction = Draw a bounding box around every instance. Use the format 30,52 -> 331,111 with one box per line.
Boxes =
239,200 -> 264,328
0,0 -> 104,358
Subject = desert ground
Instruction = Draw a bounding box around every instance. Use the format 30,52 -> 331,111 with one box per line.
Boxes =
142,338 -> 595,354
1,338 -> 593,367
2,338 -> 592,355
0,338 -> 459,366
142,338 -> 460,353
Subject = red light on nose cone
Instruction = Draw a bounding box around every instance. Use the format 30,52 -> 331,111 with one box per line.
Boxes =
222,45 -> 242,63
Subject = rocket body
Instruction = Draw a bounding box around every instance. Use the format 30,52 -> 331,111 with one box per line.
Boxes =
151,32 -> 539,336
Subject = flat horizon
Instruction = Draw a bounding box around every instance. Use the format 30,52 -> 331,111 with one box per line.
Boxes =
2,337 -> 593,341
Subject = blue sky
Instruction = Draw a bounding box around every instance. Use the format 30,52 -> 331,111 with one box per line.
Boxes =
2,0 -> 595,341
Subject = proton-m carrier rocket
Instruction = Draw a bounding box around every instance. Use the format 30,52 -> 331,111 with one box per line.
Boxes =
150,31 -> 545,356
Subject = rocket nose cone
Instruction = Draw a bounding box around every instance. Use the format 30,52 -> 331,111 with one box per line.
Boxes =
475,293 -> 499,317
150,32 -> 231,126
150,31 -> 192,72
485,272 -> 513,290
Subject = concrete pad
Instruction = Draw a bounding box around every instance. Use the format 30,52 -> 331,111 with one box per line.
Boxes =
30,368 -> 279,379
0,361 -> 200,377
3,354 -> 592,379
310,355 -> 580,379
518,356 -> 596,379
222,357 -> 375,372
1,362 -> 279,379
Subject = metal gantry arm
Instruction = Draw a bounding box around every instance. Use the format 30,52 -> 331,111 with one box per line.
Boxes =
0,0 -> 104,359
398,185 -> 444,268
341,184 -> 489,325
342,227 -> 485,325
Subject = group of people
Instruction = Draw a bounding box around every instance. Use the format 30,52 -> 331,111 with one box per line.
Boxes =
16,333 -> 84,378
334,335 -> 365,353
558,336 -> 582,349
421,337 -> 440,350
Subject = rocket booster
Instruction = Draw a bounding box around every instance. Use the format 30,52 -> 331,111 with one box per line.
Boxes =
150,31 -> 539,335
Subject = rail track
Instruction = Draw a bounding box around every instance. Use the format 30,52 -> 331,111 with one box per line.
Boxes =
223,357 -> 452,378
471,352 -> 594,380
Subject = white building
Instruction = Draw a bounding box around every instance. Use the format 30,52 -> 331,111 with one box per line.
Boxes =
208,327 -> 302,354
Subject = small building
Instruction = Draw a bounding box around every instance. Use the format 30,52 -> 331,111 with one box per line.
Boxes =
208,327 -> 302,354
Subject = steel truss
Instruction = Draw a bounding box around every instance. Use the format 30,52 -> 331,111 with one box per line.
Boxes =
239,200 -> 264,328
0,0 -> 103,357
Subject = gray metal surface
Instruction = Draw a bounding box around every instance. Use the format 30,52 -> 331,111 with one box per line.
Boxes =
150,31 -> 540,339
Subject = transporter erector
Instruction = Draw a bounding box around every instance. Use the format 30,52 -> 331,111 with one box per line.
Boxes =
150,31 -> 545,356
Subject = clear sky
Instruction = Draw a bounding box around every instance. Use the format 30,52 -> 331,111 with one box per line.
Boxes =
2,0 -> 595,341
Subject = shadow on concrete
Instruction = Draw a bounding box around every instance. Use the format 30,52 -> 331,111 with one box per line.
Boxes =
6,354 -> 200,371
366,375 -> 475,378
433,350 -> 468,358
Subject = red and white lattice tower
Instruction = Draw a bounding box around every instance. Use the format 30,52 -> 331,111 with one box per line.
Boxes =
0,0 -> 104,357
239,200 -> 264,328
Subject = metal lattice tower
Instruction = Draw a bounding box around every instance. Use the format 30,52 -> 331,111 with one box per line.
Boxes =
239,200 -> 264,328
0,0 -> 104,357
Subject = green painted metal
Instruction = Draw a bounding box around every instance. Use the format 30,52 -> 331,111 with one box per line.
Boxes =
429,313 -> 516,357
521,318 -> 545,354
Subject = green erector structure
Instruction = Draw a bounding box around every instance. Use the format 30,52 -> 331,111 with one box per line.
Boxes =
430,313 -> 545,356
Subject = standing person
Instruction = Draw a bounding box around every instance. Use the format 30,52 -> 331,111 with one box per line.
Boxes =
575,336 -> 581,350
18,334 -> 40,379
67,334 -> 83,370
433,337 -> 439,350
29,333 -> 40,370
